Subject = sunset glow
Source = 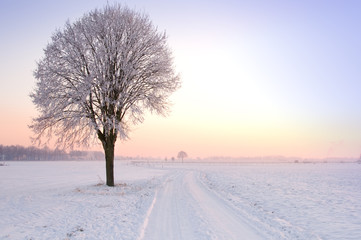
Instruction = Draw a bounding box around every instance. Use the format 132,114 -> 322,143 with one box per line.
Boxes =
1,0 -> 361,159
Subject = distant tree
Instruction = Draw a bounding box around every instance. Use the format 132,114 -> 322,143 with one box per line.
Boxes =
177,151 -> 187,163
30,4 -> 180,186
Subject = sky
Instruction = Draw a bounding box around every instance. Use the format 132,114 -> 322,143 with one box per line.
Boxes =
1,0 -> 361,159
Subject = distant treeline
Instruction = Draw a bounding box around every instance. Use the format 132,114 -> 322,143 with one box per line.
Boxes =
0,144 -> 104,161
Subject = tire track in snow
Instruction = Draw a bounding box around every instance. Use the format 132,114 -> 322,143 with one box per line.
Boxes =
141,170 -> 207,240
141,169 -> 265,240
188,171 -> 264,239
137,189 -> 158,240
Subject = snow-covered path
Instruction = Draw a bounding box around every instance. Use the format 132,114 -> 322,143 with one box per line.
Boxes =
2,162 -> 360,239
141,169 -> 263,240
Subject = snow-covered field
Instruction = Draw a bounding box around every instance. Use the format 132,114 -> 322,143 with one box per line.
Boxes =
1,161 -> 360,239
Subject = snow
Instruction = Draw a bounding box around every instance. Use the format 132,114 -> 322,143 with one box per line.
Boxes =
140,170 -> 263,240
0,161 -> 165,240
1,161 -> 361,239
200,163 -> 361,240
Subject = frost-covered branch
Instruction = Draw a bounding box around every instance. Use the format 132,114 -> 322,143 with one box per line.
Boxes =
30,4 -> 180,151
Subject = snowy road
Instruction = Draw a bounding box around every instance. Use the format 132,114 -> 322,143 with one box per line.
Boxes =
140,170 -> 264,240
3,162 -> 360,239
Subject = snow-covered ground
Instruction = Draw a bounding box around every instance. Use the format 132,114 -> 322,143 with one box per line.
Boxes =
1,161 -> 360,239
198,163 -> 361,240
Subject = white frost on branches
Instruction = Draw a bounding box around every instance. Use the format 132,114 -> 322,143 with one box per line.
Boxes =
30,5 -> 180,149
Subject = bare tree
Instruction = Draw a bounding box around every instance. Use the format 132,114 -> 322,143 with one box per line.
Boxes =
30,4 -> 180,186
177,151 -> 188,163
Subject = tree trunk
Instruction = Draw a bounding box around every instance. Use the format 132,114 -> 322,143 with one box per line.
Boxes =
98,130 -> 116,187
103,138 -> 115,187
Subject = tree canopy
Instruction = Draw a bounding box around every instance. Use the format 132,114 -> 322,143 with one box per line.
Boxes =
31,4 -> 180,186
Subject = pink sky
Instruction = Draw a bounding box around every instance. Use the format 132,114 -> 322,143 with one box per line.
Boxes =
1,0 -> 361,159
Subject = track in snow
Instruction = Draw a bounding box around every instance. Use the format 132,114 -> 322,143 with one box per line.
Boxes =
139,170 -> 264,240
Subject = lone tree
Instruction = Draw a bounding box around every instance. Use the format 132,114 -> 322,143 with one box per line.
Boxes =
30,4 -> 180,186
177,151 -> 188,163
